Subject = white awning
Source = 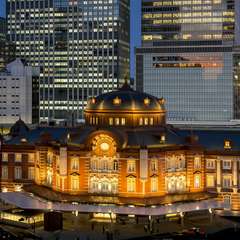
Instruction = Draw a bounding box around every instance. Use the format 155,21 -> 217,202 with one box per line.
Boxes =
0,192 -> 226,216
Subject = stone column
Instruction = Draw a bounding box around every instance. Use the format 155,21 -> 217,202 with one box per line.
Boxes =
233,159 -> 238,193
216,158 -> 221,193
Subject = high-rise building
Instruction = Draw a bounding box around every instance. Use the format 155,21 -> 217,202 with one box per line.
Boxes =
7,0 -> 130,123
0,17 -> 7,41
136,0 -> 240,125
0,58 -> 40,125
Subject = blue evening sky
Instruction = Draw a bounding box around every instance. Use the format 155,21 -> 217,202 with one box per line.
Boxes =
0,0 -> 141,77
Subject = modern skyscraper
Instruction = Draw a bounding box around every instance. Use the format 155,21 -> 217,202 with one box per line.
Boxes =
0,17 -> 15,71
7,0 -> 130,123
136,0 -> 240,124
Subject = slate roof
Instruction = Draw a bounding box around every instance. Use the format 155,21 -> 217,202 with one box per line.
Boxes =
5,125 -> 240,152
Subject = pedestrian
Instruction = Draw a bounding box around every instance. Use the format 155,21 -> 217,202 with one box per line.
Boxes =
144,225 -> 147,232
102,225 -> 105,234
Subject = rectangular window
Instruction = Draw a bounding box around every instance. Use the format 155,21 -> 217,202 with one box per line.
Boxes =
2,153 -> 8,162
144,118 -> 148,125
28,167 -> 35,180
150,117 -> 154,125
151,177 -> 158,192
127,177 -> 136,192
28,153 -> 35,163
206,159 -> 215,169
206,174 -> 215,188
121,118 -> 126,125
139,118 -> 143,126
127,160 -> 136,173
223,160 -> 231,170
223,175 -> 232,188
1,166 -> 8,179
115,118 -> 120,125
71,157 -> 79,170
71,177 -> 79,190
151,159 -> 158,172
15,153 -> 22,162
14,166 -> 22,179
194,174 -> 201,188
194,156 -> 201,169
109,118 -> 113,125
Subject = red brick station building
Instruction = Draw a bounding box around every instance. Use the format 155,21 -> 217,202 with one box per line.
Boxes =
1,83 -> 240,210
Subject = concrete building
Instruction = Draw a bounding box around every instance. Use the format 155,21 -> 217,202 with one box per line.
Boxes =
0,58 -> 40,125
136,0 -> 240,125
1,84 -> 240,210
7,0 -> 130,123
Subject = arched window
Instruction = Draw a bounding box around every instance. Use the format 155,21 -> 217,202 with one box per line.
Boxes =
151,177 -> 158,192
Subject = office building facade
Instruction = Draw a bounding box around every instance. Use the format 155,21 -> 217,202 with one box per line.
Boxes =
0,58 -> 40,125
136,0 -> 240,124
7,0 -> 130,122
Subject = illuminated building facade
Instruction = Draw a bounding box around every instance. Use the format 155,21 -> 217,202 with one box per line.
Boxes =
7,0 -> 130,122
1,84 -> 240,210
136,0 -> 240,124
0,17 -> 15,71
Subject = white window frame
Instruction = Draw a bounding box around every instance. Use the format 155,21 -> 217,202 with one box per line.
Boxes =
71,157 -> 79,171
151,177 -> 158,192
14,166 -> 22,179
127,160 -> 136,173
223,160 -> 231,170
28,153 -> 35,163
206,159 -> 215,169
127,177 -> 136,192
223,175 -> 232,188
1,166 -> 8,179
194,156 -> 201,169
2,153 -> 8,162
194,174 -> 201,188
28,167 -> 35,180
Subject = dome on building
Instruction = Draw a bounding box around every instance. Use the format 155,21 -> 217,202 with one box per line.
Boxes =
86,82 -> 165,112
84,82 -> 166,127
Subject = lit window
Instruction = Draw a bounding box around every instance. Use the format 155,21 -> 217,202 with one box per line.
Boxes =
206,159 -> 215,169
71,157 -> 79,170
95,117 -> 99,125
28,153 -> 34,163
144,98 -> 150,105
223,175 -> 232,188
113,96 -> 121,105
223,160 -> 231,170
1,166 -> 8,179
109,118 -> 113,125
139,118 -> 143,126
127,160 -> 136,173
206,174 -> 215,188
46,170 -> 53,185
150,117 -> 154,125
121,118 -> 126,125
194,156 -> 201,169
14,166 -> 22,179
160,135 -> 165,143
2,153 -> 8,162
151,159 -> 158,172
15,153 -> 22,162
91,98 -> 96,104
115,118 -> 120,125
113,160 -> 118,171
28,167 -> 35,180
127,177 -> 136,192
71,176 -> 79,190
224,140 -> 231,149
144,118 -> 148,125
100,142 -> 109,151
194,174 -> 201,188
151,177 -> 158,192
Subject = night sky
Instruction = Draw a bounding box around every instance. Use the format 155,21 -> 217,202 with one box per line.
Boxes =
0,0 -> 141,77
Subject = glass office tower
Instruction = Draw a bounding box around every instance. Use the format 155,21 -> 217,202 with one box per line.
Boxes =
136,0 -> 240,124
7,0 -> 130,122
